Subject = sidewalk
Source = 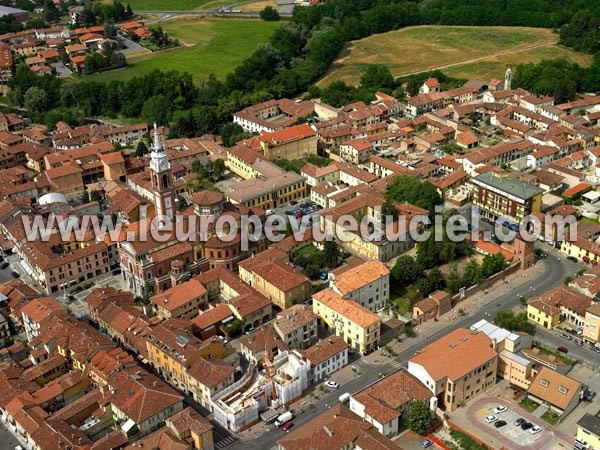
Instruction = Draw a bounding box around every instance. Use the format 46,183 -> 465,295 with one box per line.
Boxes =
377,259 -> 546,357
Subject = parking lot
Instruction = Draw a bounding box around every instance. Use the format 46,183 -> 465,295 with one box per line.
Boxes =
450,396 -> 573,450
476,402 -> 545,448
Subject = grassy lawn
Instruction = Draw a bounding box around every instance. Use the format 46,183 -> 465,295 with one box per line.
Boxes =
519,398 -> 538,413
318,25 -> 592,86
541,410 -> 560,425
88,18 -> 280,84
390,283 -> 420,315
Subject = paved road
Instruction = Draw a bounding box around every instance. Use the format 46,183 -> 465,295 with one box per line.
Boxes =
0,420 -> 26,449
228,251 -> 578,450
533,326 -> 599,366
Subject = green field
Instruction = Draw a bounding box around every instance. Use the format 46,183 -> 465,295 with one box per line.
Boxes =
319,26 -> 592,86
88,18 -> 280,83
103,0 -> 237,11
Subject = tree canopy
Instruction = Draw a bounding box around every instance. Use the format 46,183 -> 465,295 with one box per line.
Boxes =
386,176 -> 443,214
494,310 -> 532,333
405,400 -> 433,434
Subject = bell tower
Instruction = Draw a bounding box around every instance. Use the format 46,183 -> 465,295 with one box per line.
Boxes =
504,67 -> 512,91
149,123 -> 175,223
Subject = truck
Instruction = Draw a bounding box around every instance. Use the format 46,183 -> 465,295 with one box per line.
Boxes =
274,411 -> 293,427
338,392 -> 351,403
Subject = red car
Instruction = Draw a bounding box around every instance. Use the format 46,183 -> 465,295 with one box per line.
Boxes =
281,421 -> 294,431
557,346 -> 568,354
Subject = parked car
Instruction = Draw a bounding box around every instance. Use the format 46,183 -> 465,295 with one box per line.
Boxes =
295,211 -> 303,219
591,346 -> 600,353
290,200 -> 298,205
567,256 -> 579,263
11,271 -> 19,278
557,346 -> 569,354
494,420 -> 507,428
530,425 -> 542,434
585,390 -> 597,401
485,415 -> 497,423
493,405 -> 507,414
281,421 -> 294,431
514,418 -> 525,427
421,440 -> 433,448
0,262 -> 8,269
560,333 -> 572,340
325,380 -> 339,389
574,338 -> 584,347
319,273 -> 328,280
521,422 -> 533,430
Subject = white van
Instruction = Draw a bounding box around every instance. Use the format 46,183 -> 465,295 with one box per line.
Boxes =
266,209 -> 274,216
274,411 -> 292,427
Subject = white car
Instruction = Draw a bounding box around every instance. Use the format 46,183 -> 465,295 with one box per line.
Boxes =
493,405 -> 507,414
530,425 -> 542,434
485,415 -> 497,423
325,380 -> 339,389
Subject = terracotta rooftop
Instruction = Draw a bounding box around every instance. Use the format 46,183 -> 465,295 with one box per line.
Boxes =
277,404 -> 398,450
299,335 -> 348,367
409,328 -> 497,381
353,369 -> 431,424
527,367 -> 582,410
313,289 -> 380,329
331,260 -> 390,296
149,278 -> 207,312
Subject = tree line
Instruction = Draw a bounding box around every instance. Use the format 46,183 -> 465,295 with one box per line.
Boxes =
4,0 -> 598,132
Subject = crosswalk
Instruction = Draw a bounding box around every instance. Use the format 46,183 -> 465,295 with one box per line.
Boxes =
215,435 -> 237,449
385,358 -> 406,370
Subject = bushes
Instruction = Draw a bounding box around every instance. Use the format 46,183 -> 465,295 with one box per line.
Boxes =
448,428 -> 489,450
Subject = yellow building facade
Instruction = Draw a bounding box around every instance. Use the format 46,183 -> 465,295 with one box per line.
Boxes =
312,288 -> 380,355
527,300 -> 561,329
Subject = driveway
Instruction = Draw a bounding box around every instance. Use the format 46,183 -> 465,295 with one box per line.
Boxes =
449,396 -> 574,450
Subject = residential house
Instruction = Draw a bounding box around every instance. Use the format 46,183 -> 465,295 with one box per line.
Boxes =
348,369 -> 434,437
300,335 -> 348,384
312,288 -> 380,355
238,248 -> 310,310
150,278 -> 208,320
273,304 -> 318,350
277,404 -> 399,450
576,411 -> 600,450
329,260 -> 390,312
526,367 -> 583,417
413,291 -> 452,323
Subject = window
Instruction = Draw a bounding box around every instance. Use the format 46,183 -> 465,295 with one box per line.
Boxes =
559,386 -> 568,394
540,379 -> 549,387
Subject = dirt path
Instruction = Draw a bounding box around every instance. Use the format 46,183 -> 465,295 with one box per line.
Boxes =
396,41 -> 558,78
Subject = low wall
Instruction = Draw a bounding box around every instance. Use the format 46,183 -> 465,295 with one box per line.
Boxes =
450,262 -> 520,307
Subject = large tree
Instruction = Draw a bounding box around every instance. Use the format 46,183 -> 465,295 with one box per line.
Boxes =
391,255 -> 421,284
141,95 -> 172,126
322,240 -> 340,269
405,400 -> 433,434
386,175 -> 443,214
24,87 -> 47,113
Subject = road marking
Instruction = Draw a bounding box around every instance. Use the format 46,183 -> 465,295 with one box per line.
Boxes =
216,435 -> 237,448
